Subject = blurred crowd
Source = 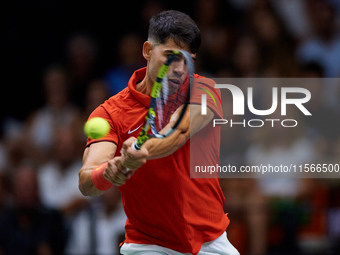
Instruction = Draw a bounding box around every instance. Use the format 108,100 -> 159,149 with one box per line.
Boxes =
1,0 -> 340,254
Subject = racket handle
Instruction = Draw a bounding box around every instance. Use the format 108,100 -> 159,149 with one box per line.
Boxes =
125,141 -> 141,172
131,141 -> 141,151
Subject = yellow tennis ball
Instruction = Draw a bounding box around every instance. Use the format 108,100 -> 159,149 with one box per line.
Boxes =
84,117 -> 110,139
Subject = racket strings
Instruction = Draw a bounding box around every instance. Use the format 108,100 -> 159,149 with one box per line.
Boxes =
156,77 -> 189,130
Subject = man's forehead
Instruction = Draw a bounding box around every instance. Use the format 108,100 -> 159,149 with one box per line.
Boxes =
157,39 -> 196,60
154,38 -> 189,52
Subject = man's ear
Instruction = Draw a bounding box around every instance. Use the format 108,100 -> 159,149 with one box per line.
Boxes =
142,41 -> 153,61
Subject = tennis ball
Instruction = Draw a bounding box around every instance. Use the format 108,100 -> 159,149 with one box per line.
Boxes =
84,117 -> 110,139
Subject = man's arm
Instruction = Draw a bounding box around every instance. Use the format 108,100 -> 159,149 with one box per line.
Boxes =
121,104 -> 214,166
145,104 -> 214,158
79,141 -> 148,196
79,142 -> 119,196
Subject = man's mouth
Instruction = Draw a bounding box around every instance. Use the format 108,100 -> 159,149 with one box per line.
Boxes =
168,78 -> 181,87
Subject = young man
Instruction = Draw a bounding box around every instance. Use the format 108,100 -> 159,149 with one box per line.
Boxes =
79,10 -> 239,255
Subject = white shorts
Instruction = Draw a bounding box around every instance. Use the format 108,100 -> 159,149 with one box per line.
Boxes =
120,231 -> 240,255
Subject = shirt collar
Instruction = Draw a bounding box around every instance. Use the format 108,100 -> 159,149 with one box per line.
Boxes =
128,67 -> 151,108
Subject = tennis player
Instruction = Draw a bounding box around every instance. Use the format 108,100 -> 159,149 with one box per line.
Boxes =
79,10 -> 239,255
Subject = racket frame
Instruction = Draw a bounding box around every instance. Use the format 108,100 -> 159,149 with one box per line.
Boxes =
132,50 -> 193,150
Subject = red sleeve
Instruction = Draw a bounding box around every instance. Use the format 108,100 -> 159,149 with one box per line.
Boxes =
85,103 -> 119,147
190,75 -> 223,119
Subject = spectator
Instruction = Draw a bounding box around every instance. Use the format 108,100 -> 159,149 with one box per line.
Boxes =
269,0 -> 312,41
139,0 -> 166,36
0,161 -> 66,255
299,62 -> 339,141
66,186 -> 126,255
72,79 -> 111,145
65,33 -> 102,108
247,0 -> 300,77
296,0 -> 340,78
7,64 -> 80,166
37,125 -> 88,219
310,136 -> 340,254
83,79 -> 111,118
220,178 -> 267,255
230,35 -> 262,77
194,0 -> 233,76
327,138 -> 340,254
245,107 -> 317,254
104,34 -> 145,96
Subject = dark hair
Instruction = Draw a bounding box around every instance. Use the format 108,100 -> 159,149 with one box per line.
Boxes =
148,10 -> 201,54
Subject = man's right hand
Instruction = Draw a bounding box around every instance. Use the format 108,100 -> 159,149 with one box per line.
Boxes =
120,137 -> 149,170
104,156 -> 135,186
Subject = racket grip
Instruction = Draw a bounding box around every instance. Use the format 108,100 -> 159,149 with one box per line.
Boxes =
125,141 -> 141,172
131,141 -> 141,151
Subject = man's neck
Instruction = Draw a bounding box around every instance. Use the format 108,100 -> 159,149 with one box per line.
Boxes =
136,74 -> 153,96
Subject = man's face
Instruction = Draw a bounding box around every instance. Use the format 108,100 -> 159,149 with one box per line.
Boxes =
148,39 -> 196,95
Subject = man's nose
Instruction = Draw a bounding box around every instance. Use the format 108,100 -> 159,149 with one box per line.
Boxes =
173,60 -> 186,76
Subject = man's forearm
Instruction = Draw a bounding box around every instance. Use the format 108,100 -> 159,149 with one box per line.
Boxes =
142,105 -> 213,159
78,167 -> 105,197
144,129 -> 188,159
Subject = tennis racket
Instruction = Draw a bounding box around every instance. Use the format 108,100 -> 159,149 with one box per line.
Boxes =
131,49 -> 194,151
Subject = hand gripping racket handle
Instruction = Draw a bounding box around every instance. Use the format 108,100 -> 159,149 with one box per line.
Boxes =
131,141 -> 140,151
125,134 -> 156,172
125,141 -> 140,173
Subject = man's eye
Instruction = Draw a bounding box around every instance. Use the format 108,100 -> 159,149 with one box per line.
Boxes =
173,55 -> 182,61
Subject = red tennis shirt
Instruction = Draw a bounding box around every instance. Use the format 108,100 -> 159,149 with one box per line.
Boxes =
86,67 -> 229,255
